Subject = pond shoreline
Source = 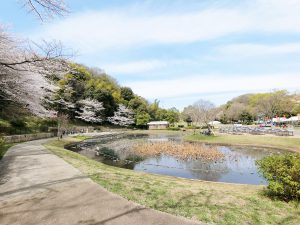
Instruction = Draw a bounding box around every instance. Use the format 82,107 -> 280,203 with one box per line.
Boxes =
66,131 -> 278,185
66,130 -> 299,153
185,133 -> 300,153
68,130 -> 298,153
44,137 -> 300,225
63,135 -> 264,187
186,139 -> 292,152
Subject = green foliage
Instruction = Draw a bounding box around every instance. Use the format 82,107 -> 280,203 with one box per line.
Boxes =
239,111 -> 253,125
49,63 -> 122,120
68,63 -> 92,80
93,89 -> 117,117
0,117 -> 57,135
292,104 -> 300,115
0,138 -> 6,159
186,125 -> 200,129
0,138 -> 13,159
125,154 -> 144,163
164,108 -> 180,124
120,87 -> 134,101
251,90 -> 294,118
136,112 -> 151,126
128,97 -> 148,111
0,119 -> 11,128
256,154 -> 300,201
148,99 -> 160,119
167,127 -> 180,131
25,117 -> 57,132
217,90 -> 298,123
99,147 -> 119,159
145,100 -> 180,124
50,63 -> 179,126
10,118 -> 26,129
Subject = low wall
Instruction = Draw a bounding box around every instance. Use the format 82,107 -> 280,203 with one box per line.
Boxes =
2,133 -> 55,143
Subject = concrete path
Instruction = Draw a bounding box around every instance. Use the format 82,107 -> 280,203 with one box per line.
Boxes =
0,139 -> 204,225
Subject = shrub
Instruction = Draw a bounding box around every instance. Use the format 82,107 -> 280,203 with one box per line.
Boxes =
99,147 -> 119,159
10,118 -> 26,129
167,127 -> 180,131
39,124 -> 49,132
0,138 -> 4,158
0,137 -> 5,149
186,125 -> 200,129
0,119 -> 11,128
125,154 -> 144,163
256,153 -> 300,201
0,137 -> 12,159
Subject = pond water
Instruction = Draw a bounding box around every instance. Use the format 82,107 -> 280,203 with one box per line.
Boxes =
67,133 -> 284,185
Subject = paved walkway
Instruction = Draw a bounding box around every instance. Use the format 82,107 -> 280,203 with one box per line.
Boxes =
0,139 -> 204,225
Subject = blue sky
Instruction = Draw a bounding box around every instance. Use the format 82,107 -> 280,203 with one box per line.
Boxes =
1,0 -> 300,110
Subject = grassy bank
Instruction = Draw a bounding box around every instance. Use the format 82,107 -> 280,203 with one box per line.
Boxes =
0,141 -> 14,159
185,134 -> 300,153
44,137 -> 300,225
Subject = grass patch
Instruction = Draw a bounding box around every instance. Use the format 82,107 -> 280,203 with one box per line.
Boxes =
72,135 -> 90,141
185,134 -> 300,153
0,142 -> 14,159
44,137 -> 300,225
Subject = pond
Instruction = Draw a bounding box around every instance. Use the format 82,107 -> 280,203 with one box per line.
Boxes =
67,133 -> 284,185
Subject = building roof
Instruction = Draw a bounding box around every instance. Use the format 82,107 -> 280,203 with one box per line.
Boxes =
147,121 -> 169,125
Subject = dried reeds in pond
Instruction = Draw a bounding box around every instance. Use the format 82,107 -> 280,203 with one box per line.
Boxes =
132,141 -> 224,161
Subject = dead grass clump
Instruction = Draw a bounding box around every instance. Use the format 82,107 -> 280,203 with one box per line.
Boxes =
133,142 -> 224,161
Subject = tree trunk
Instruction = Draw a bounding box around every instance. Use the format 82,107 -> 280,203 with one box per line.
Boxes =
207,123 -> 215,136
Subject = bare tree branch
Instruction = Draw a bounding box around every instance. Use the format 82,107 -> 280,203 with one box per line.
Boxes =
20,0 -> 68,21
0,27 -> 71,117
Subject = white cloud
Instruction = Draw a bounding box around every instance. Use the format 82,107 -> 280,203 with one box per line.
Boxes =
217,43 -> 300,59
101,59 -> 192,74
102,60 -> 166,74
125,73 -> 300,100
32,0 -> 300,53
34,9 -> 246,53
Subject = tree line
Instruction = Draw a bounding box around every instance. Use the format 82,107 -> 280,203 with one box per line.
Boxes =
1,1 -> 299,129
182,90 -> 300,126
44,63 -> 180,127
0,0 -> 180,128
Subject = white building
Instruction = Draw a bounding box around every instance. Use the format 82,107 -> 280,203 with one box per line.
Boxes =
147,121 -> 169,130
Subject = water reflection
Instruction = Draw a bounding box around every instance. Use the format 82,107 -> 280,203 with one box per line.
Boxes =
67,133 -> 284,185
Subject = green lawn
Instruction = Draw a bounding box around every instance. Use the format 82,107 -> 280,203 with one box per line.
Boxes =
185,134 -> 300,153
44,137 -> 300,225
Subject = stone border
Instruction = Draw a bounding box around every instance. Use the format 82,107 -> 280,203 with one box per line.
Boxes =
2,133 -> 55,143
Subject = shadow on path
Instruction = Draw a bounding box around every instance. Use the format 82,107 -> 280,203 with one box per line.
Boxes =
0,175 -> 87,197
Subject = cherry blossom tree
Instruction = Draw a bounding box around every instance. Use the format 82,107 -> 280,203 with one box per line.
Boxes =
0,28 -> 70,117
41,97 -> 75,137
20,0 -> 68,20
75,98 -> 105,123
107,104 -> 135,127
0,0 -> 70,116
